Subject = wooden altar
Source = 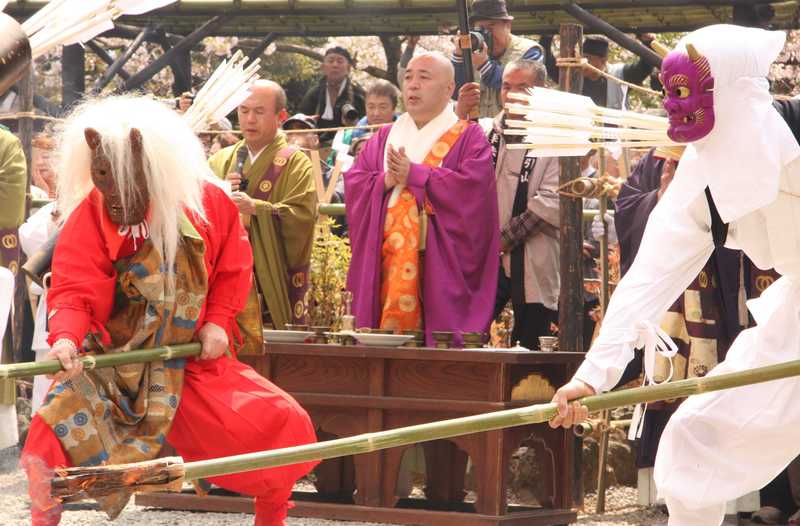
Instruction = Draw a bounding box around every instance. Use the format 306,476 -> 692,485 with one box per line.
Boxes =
136,343 -> 584,525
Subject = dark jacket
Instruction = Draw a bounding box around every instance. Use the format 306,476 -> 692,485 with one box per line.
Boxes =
299,77 -> 366,141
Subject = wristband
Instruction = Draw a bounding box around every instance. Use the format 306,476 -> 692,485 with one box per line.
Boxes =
54,338 -> 79,356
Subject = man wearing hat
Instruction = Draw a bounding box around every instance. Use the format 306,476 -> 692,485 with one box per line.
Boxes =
283,113 -> 321,153
300,46 -> 366,142
451,0 -> 544,118
580,35 -> 655,110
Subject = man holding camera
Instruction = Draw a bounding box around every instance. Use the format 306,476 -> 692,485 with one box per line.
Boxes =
300,46 -> 366,142
451,0 -> 544,118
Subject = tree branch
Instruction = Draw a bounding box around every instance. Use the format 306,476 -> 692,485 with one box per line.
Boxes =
274,43 -> 323,62
272,43 -> 391,82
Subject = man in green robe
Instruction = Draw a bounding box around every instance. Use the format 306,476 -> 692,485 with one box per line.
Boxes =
209,80 -> 317,329
0,125 -> 26,447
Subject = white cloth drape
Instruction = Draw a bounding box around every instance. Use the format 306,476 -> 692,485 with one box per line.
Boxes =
383,107 -> 458,207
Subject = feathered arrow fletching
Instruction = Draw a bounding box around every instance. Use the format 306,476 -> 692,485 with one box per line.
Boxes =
504,87 -> 676,157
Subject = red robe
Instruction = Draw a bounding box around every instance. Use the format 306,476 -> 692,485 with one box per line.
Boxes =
23,183 -> 317,526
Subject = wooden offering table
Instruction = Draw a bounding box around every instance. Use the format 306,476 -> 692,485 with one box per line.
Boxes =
137,344 -> 585,525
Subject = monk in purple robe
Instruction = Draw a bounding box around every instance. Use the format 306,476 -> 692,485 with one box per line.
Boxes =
345,52 -> 499,345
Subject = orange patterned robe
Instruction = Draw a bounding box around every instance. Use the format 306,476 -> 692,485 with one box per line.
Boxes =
379,120 -> 468,333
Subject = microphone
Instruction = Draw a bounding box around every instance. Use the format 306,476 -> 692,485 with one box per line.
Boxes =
235,147 -> 249,191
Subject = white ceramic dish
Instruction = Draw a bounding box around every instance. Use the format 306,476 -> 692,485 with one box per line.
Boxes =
263,329 -> 314,343
349,332 -> 414,347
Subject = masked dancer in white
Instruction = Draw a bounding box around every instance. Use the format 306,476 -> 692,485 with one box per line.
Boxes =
550,24 -> 800,526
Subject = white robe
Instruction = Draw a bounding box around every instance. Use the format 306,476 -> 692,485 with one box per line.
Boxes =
572,25 -> 800,524
574,157 -> 800,524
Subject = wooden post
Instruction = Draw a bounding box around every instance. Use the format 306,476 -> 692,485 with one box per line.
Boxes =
561,3 -> 662,69
61,44 -> 85,110
171,47 -> 192,97
12,66 -> 34,363
557,22 -> 584,355
559,24 -> 586,509
595,408 -> 610,512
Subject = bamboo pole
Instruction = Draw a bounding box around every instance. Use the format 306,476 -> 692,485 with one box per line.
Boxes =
595,149 -> 611,514
0,343 -> 201,379
53,353 -> 800,502
177,357 -> 800,480
318,204 -> 612,220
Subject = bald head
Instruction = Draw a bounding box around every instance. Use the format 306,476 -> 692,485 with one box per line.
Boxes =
238,79 -> 289,151
403,52 -> 456,128
248,80 -> 287,114
407,52 -> 455,83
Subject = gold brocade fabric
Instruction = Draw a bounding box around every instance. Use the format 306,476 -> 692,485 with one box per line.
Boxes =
378,120 -> 468,333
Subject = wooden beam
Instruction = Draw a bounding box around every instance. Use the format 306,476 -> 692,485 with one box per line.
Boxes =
561,2 -> 663,69
119,16 -> 227,93
92,27 -> 150,95
85,40 -> 132,82
150,29 -> 192,97
61,44 -> 85,111
245,32 -> 278,66
557,22 -> 585,356
110,23 -> 182,45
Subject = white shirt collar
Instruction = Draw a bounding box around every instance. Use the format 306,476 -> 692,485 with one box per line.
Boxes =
248,144 -> 268,163
322,80 -> 347,121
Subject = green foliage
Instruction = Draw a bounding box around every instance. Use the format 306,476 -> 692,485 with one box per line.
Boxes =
305,219 -> 352,330
258,37 -> 329,112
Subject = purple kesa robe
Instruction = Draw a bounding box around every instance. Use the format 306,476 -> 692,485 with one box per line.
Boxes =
344,122 -> 500,345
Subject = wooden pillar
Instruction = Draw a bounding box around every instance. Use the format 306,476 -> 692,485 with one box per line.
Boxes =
61,44 -> 85,110
557,23 -> 584,355
171,47 -> 192,96
12,66 -> 34,363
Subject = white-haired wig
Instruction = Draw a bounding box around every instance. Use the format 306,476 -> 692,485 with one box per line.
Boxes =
54,94 -> 215,282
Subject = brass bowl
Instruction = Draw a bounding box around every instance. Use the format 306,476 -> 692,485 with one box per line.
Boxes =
311,326 -> 330,344
538,336 -> 559,352
462,332 -> 486,348
431,331 -> 454,349
402,330 -> 425,347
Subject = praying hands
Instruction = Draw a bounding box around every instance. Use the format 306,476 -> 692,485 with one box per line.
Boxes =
385,144 -> 411,191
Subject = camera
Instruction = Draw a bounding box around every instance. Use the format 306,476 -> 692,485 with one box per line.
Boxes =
341,103 -> 360,124
469,26 -> 494,56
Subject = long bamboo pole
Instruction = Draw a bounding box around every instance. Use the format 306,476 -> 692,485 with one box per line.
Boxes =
595,149 -> 611,514
183,357 -> 800,479
0,343 -> 201,379
319,204 -> 612,221
51,356 -> 800,501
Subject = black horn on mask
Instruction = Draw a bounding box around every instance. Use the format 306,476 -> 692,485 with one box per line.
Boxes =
0,13 -> 32,96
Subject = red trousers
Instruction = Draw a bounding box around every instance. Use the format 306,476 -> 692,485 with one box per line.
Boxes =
22,355 -> 318,526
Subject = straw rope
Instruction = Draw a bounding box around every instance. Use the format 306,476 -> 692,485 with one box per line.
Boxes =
556,57 -> 662,98
0,111 -> 389,136
0,112 -> 62,122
